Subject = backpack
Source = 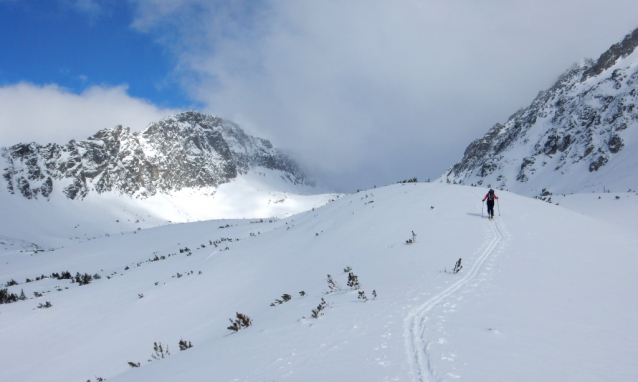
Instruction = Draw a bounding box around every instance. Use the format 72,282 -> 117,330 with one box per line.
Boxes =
488,189 -> 495,201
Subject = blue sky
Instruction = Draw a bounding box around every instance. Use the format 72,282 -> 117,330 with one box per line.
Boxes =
0,0 -> 191,108
1,0 -> 638,191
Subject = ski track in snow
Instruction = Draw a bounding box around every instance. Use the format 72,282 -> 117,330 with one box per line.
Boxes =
403,204 -> 504,382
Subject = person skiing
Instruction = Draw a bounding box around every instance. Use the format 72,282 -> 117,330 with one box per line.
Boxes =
482,189 -> 498,219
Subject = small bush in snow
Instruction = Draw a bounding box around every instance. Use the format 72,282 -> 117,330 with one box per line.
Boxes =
270,293 -> 292,306
74,272 -> 93,286
299,291 -> 306,297
372,290 -> 377,300
0,288 -> 19,304
128,361 -> 141,368
347,272 -> 361,290
310,298 -> 328,318
150,342 -> 170,360
227,312 -> 253,332
343,266 -> 352,273
453,258 -> 463,274
325,274 -> 342,294
51,271 -> 72,280
358,291 -> 368,301
179,339 -> 193,351
5,279 -> 18,287
37,301 -> 52,308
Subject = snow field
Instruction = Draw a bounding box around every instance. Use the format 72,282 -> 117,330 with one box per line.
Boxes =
0,167 -> 340,250
1,183 -> 637,381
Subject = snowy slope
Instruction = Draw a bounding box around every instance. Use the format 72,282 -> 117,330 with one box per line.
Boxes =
0,167 -> 340,250
1,183 -> 637,382
442,27 -> 638,197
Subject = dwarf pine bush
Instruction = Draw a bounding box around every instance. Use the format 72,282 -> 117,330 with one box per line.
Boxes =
179,339 -> 193,351
347,272 -> 361,290
453,258 -> 463,274
311,298 -> 328,318
325,274 -> 342,294
150,342 -> 170,360
227,312 -> 253,332
0,288 -> 19,304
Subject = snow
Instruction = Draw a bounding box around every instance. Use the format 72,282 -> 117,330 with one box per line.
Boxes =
0,167 -> 340,249
1,182 -> 637,381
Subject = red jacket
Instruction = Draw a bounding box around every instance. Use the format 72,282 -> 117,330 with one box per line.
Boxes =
483,192 -> 498,202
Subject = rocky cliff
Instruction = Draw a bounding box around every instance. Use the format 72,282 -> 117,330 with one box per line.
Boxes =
1,111 -> 307,199
444,27 -> 638,196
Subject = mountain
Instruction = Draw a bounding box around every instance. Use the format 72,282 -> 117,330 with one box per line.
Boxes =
1,111 -> 308,200
0,111 -> 339,249
1,183 -> 637,381
443,27 -> 638,197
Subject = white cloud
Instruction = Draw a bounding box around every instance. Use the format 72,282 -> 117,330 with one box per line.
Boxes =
0,83 -> 181,146
130,1 -> 638,190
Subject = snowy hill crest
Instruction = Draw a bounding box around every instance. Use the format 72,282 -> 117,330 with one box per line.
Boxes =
444,27 -> 638,195
1,111 -> 307,199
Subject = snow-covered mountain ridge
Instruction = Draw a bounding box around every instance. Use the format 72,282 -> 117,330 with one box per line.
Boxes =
443,27 -> 638,196
1,111 -> 307,200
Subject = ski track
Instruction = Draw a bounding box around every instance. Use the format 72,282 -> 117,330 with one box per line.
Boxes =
403,204 -> 504,382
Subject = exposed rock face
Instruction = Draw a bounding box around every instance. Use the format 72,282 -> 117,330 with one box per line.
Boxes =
444,27 -> 638,195
1,111 -> 307,199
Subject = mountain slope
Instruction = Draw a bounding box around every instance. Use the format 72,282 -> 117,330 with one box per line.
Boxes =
0,167 -> 338,250
1,111 -> 307,200
443,27 -> 638,196
1,183 -> 637,381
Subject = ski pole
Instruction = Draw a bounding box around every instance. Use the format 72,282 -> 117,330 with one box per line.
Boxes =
497,199 -> 501,216
481,201 -> 484,218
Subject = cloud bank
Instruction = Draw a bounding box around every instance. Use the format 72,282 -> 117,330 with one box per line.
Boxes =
129,0 -> 638,191
0,83 -> 181,146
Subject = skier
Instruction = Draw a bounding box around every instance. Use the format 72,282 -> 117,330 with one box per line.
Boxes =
482,189 -> 498,219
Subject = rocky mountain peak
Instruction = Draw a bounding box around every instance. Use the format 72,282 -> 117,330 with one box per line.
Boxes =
582,26 -> 638,80
443,27 -> 638,196
1,111 -> 307,200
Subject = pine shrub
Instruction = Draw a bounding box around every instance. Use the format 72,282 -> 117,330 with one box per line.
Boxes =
347,272 -> 360,290
453,258 -> 463,274
150,342 -> 170,360
0,288 -> 19,304
311,298 -> 328,318
325,274 -> 342,294
227,312 -> 252,332
179,339 -> 193,351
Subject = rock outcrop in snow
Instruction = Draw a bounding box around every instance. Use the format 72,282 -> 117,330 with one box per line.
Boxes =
444,27 -> 638,196
1,111 -> 308,199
